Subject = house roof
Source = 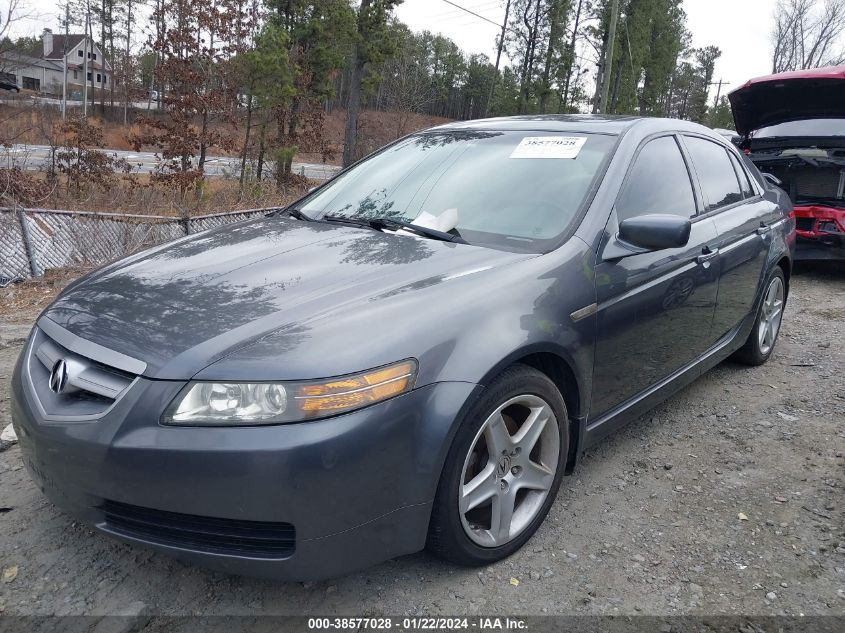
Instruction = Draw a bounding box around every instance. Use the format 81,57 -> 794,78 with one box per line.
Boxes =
0,50 -> 63,71
43,34 -> 87,59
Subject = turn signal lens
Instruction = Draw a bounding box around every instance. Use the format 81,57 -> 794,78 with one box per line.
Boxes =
162,359 -> 418,426
296,361 -> 417,415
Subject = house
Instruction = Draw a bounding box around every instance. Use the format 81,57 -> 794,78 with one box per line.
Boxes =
0,28 -> 112,98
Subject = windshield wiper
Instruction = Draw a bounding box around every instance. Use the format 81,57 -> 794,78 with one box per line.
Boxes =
322,214 -> 382,231
322,214 -> 467,244
370,218 -> 468,244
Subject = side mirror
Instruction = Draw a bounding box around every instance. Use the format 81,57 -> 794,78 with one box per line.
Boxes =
618,214 -> 692,251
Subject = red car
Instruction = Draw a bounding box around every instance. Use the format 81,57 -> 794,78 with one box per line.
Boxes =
729,66 -> 845,260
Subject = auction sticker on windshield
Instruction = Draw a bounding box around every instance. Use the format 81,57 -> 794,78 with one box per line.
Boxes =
509,136 -> 587,159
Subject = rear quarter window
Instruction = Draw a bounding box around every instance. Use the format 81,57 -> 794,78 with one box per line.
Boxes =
684,136 -> 744,212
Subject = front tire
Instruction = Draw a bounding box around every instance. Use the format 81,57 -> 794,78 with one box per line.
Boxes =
427,365 -> 568,566
733,267 -> 786,366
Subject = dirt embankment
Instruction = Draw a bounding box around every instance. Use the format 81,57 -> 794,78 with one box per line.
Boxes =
1,103 -> 449,160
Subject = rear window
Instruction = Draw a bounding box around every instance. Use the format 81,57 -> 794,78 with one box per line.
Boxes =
753,119 -> 845,138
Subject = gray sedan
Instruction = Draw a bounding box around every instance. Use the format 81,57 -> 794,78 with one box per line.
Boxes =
11,115 -> 795,579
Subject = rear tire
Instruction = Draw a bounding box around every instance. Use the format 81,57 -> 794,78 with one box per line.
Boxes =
733,267 -> 786,366
426,364 -> 568,566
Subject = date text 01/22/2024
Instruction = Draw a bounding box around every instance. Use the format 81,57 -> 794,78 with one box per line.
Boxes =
306,617 -> 529,630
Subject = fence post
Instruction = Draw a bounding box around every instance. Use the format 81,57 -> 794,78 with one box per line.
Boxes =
16,208 -> 42,278
181,217 -> 191,236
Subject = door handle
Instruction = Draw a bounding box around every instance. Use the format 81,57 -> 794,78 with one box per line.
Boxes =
757,223 -> 772,236
696,247 -> 719,266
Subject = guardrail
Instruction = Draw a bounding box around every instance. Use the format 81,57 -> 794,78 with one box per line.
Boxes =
0,207 -> 277,283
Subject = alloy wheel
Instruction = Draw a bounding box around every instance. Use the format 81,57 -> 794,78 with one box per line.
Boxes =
758,276 -> 785,356
458,394 -> 560,547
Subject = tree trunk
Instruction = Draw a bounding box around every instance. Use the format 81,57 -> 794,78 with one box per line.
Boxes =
518,0 -> 543,114
100,0 -> 106,114
539,0 -> 568,114
123,0 -> 131,124
256,118 -> 267,182
197,109 -> 208,193
343,0 -> 372,168
561,0 -> 582,113
239,95 -> 254,192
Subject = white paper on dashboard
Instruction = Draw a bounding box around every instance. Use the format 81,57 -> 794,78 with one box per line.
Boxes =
509,136 -> 587,159
412,208 -> 459,233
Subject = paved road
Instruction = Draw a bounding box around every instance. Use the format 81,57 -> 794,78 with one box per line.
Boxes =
4,144 -> 341,181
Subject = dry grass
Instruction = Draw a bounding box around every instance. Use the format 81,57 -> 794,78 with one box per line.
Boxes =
0,267 -> 89,324
1,103 -> 450,161
1,103 -> 449,217
2,171 -> 310,216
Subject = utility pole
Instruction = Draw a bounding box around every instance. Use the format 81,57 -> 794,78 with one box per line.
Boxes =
597,0 -> 620,114
61,4 -> 69,119
710,78 -> 729,108
484,0 -> 512,117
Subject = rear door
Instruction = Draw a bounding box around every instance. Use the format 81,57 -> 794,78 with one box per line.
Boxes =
681,135 -> 775,339
591,134 -> 720,419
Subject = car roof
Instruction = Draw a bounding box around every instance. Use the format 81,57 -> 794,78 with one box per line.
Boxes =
428,114 -> 721,137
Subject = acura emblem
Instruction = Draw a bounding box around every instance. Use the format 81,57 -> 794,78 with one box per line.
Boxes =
49,359 -> 69,394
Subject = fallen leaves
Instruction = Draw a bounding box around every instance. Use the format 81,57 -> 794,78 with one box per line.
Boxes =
2,566 -> 18,583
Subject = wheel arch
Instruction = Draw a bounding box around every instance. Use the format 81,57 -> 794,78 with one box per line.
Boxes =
476,346 -> 586,476
776,255 -> 791,298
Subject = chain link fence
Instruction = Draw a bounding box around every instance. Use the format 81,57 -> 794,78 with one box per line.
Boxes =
0,207 -> 277,284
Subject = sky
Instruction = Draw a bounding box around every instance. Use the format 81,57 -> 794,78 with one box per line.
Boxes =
7,0 -> 791,103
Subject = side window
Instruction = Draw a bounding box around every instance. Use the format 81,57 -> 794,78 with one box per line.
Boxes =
684,137 -> 744,211
727,151 -> 755,198
616,136 -> 697,222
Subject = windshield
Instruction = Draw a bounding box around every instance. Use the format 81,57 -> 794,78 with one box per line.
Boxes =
297,130 -> 617,253
753,119 -> 845,138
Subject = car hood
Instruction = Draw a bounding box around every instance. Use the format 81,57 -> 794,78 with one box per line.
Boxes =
43,217 -> 530,379
729,66 -> 845,136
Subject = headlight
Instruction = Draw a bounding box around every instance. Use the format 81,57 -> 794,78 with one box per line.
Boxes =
162,359 -> 418,426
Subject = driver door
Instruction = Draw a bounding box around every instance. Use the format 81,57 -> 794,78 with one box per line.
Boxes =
590,134 -> 720,419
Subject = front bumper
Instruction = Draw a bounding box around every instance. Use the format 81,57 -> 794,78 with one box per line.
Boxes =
11,348 -> 478,580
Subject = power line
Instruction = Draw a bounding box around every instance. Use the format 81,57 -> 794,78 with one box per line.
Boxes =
437,0 -> 504,28
429,0 -> 501,18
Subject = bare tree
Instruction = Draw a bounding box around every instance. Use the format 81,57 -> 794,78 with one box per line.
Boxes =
381,50 -> 435,141
772,0 -> 845,73
0,0 -> 36,75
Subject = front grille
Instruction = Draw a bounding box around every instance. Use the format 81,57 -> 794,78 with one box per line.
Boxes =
26,326 -> 137,420
101,500 -> 296,559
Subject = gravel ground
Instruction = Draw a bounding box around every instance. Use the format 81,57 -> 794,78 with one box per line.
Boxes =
0,263 -> 843,618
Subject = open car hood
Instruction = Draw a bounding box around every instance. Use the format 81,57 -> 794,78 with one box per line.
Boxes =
729,66 -> 845,137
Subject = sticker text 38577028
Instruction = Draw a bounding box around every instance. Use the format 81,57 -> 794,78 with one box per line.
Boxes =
509,136 -> 587,159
